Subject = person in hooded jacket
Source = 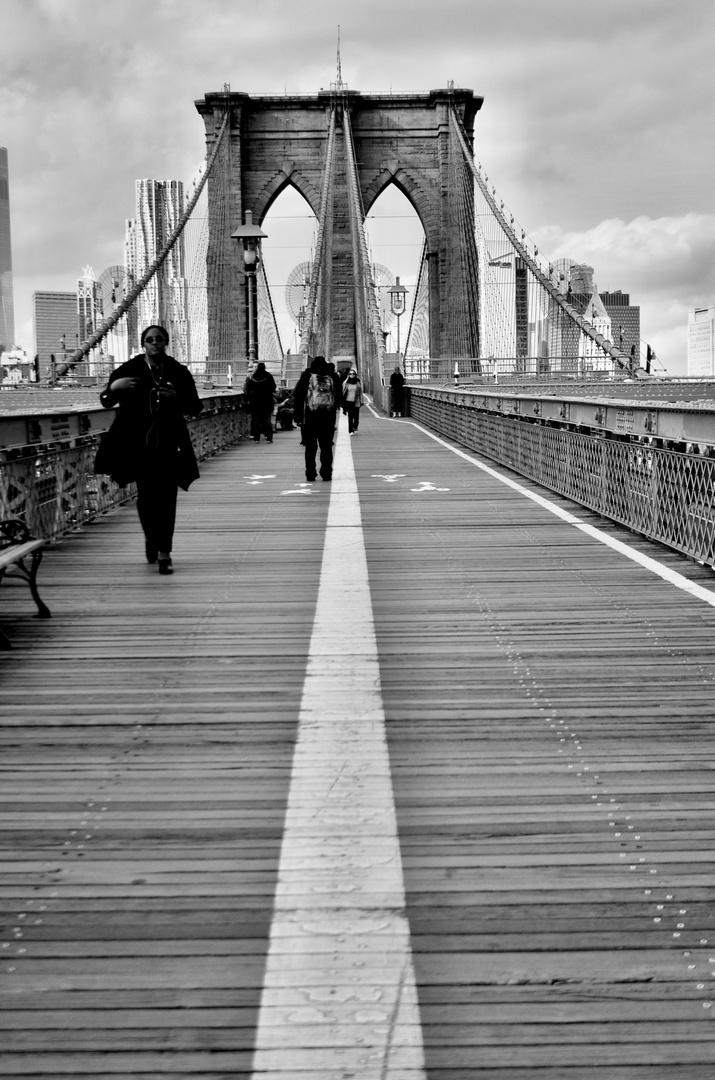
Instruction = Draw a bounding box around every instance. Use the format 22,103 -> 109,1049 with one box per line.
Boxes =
244,361 -> 277,442
93,324 -> 203,575
341,368 -> 364,434
293,355 -> 337,481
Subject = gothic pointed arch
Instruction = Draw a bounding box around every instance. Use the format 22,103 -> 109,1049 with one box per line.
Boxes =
196,87 -> 483,370
252,164 -> 321,223
363,168 -> 438,253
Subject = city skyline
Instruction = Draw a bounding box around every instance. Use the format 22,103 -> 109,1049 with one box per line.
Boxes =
1,0 -> 713,376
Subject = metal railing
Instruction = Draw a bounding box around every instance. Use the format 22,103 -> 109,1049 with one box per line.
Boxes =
0,395 -> 248,542
405,357 -> 626,382
409,387 -> 715,566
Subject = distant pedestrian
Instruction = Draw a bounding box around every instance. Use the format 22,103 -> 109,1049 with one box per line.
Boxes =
327,360 -> 343,397
244,361 -> 276,442
342,368 -> 363,434
94,324 -> 203,576
390,364 -> 405,417
293,355 -> 337,481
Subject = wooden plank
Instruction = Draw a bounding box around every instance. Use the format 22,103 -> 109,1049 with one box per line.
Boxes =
1,415 -> 715,1076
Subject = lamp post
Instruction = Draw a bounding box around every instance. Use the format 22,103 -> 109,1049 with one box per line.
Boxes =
295,305 -> 306,363
388,276 -> 408,361
231,211 -> 267,369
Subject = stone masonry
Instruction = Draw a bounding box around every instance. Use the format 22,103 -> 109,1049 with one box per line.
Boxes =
195,88 -> 483,376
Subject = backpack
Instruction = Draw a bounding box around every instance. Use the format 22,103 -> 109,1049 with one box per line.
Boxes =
305,373 -> 335,412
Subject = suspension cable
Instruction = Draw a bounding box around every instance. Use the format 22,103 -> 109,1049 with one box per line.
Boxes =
342,107 -> 386,372
449,105 -> 628,370
404,239 -> 427,357
256,259 -> 284,374
64,106 -> 231,371
300,107 -> 336,352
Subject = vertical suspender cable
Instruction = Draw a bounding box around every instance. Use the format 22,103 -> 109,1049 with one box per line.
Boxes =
404,240 -> 427,358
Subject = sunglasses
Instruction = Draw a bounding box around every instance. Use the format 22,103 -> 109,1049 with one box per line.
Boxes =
144,336 -> 166,344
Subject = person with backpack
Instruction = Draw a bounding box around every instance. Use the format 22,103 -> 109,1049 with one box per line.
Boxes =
293,355 -> 337,481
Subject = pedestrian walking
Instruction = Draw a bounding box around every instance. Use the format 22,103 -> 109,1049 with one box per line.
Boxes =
389,364 -> 405,417
342,367 -> 364,434
94,324 -> 203,575
244,361 -> 276,442
293,355 -> 338,481
327,360 -> 343,397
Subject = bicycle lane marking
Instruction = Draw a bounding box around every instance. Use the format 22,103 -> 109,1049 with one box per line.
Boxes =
367,403 -> 715,610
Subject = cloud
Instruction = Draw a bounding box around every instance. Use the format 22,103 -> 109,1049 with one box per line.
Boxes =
532,214 -> 715,373
2,0 -> 713,376
533,215 -> 715,299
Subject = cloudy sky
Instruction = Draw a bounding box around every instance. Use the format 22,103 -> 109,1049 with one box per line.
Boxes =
2,0 -> 713,374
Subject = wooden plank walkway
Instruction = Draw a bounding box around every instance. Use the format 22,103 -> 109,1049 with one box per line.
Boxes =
1,404 -> 715,1078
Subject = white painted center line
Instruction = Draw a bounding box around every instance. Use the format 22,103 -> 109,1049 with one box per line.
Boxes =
250,415 -> 426,1079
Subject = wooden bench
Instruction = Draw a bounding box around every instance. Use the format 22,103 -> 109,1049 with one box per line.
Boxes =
0,519 -> 51,649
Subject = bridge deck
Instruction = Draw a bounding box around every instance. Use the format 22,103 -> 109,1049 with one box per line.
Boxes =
1,404 -> 715,1078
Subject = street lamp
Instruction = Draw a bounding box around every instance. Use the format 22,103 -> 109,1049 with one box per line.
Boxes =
388,276 -> 408,359
231,210 -> 267,368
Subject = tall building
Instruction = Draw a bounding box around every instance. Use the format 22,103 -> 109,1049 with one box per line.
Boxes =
541,262 -> 641,373
32,291 -> 77,378
688,306 -> 715,376
599,291 -> 641,369
77,266 -> 106,376
0,146 -> 16,352
125,179 -> 190,364
580,288 -> 612,367
545,261 -> 612,370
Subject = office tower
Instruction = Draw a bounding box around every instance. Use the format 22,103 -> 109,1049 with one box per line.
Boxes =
545,261 -> 612,370
599,291 -> 641,369
32,291 -> 77,378
688,306 -> 715,376
0,146 -> 16,352
76,266 -> 107,377
535,263 -> 646,374
125,179 -> 190,364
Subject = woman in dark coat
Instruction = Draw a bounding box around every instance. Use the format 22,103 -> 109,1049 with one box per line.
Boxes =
94,325 -> 203,575
244,361 -> 277,443
389,365 -> 405,417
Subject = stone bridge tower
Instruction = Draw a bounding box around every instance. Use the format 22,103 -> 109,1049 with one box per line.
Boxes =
196,88 -> 483,373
